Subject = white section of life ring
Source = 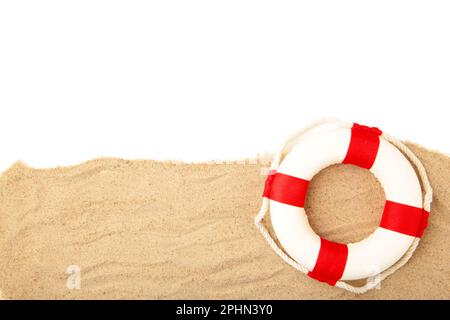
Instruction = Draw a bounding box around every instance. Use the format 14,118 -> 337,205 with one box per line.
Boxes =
269,127 -> 423,281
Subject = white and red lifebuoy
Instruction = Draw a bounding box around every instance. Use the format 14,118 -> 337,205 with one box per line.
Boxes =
261,122 -> 430,287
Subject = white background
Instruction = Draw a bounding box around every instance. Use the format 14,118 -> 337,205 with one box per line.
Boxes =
1,1 -> 449,172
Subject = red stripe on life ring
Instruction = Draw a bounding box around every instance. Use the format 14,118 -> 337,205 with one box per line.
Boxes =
263,172 -> 309,207
343,123 -> 382,169
380,200 -> 429,238
308,238 -> 348,286
417,210 -> 430,238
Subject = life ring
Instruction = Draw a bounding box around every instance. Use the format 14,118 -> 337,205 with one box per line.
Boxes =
256,119 -> 431,291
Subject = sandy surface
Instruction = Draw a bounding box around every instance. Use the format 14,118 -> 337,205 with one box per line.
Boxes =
0,143 -> 448,299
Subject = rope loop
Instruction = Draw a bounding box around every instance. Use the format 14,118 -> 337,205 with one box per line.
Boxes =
255,117 -> 433,294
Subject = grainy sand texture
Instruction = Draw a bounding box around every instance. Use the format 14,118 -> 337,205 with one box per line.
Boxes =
0,143 -> 449,299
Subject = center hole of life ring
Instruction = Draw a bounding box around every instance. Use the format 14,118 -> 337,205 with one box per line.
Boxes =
304,163 -> 385,244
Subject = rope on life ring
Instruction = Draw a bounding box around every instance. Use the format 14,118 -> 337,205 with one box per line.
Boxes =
254,117 -> 432,294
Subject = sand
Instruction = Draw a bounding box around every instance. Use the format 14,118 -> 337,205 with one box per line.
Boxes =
0,143 -> 448,300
